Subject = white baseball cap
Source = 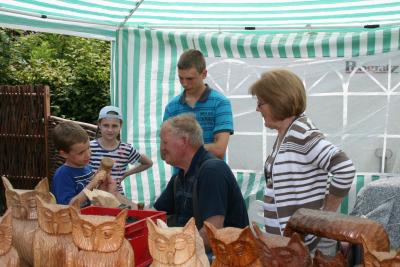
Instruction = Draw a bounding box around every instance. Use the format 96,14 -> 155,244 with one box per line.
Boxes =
98,106 -> 122,121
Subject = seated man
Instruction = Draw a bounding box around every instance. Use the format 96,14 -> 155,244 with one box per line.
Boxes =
154,113 -> 249,249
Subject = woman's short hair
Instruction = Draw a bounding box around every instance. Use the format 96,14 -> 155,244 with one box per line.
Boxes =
249,69 -> 306,120
163,113 -> 204,147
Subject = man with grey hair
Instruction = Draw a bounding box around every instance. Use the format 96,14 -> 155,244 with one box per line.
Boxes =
154,113 -> 249,249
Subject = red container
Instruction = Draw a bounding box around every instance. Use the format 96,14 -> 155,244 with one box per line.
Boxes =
80,206 -> 166,267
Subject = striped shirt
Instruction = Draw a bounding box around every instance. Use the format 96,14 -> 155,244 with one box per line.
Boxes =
263,115 -> 355,249
89,139 -> 141,194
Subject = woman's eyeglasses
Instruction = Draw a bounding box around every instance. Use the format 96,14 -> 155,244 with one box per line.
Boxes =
257,102 -> 267,108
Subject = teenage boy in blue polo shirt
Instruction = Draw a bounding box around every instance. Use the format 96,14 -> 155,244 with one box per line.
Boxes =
163,49 -> 233,161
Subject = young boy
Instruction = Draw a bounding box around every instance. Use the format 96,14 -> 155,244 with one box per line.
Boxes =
52,120 -> 139,208
51,121 -> 107,205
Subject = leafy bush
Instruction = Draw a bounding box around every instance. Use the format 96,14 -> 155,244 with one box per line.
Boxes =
0,28 -> 111,123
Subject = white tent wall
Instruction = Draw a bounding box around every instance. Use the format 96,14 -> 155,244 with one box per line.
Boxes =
113,27 -> 400,214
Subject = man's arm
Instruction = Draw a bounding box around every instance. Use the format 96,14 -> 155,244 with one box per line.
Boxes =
204,132 -> 230,159
199,215 -> 224,250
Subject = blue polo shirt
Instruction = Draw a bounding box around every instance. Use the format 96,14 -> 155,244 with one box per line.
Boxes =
154,147 -> 249,229
163,84 -> 234,144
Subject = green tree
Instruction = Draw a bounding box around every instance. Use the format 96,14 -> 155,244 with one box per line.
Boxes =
0,28 -> 111,123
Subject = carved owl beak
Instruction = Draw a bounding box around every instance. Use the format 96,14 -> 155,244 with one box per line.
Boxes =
166,249 -> 175,264
53,222 -> 59,233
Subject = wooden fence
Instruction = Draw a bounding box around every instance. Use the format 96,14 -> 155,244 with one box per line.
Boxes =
0,85 -> 50,213
0,83 -> 98,214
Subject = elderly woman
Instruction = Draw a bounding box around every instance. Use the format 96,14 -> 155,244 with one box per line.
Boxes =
249,69 -> 355,251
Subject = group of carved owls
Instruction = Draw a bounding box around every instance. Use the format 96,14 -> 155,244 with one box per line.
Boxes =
1,175 -> 400,267
0,177 -> 133,267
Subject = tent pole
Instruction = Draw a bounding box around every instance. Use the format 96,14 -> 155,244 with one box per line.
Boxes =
118,0 -> 145,30
131,22 -> 400,32
0,7 -> 117,29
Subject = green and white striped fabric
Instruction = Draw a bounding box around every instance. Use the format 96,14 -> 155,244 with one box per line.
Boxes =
113,28 -> 400,207
2,1 -> 400,39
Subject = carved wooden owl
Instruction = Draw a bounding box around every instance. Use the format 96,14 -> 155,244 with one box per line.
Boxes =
2,176 -> 55,267
204,222 -> 262,267
252,223 -> 312,267
147,217 -> 209,267
362,236 -> 400,267
2,176 -> 55,220
312,249 -> 346,267
0,209 -> 20,267
33,195 -> 76,267
66,206 -> 134,267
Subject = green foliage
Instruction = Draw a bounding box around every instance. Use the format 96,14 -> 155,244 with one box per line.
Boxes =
0,28 -> 111,123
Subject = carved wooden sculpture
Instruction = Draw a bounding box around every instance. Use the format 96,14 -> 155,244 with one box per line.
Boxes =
361,236 -> 400,267
66,206 -> 134,267
2,176 -> 55,267
33,195 -> 75,267
83,188 -> 121,208
0,209 -> 20,267
95,157 -> 114,185
284,208 -> 391,267
146,217 -> 209,267
312,250 -> 346,267
252,223 -> 312,267
204,222 -> 262,267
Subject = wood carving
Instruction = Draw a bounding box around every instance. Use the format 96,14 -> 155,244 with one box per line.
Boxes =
204,222 -> 262,267
312,250 -> 346,267
361,236 -> 400,267
283,208 -> 391,265
2,176 -> 55,267
252,223 -> 312,267
95,157 -> 114,185
33,195 -> 75,267
147,217 -> 209,267
83,188 -> 121,208
66,206 -> 134,267
0,209 -> 20,267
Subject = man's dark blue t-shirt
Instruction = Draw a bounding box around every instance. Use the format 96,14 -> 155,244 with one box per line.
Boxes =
154,146 -> 249,229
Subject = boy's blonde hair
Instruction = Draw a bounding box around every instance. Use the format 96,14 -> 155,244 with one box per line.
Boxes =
53,121 -> 89,153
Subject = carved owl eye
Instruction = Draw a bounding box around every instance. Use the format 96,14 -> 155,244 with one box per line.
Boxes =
279,249 -> 294,263
10,194 -> 21,206
216,242 -> 228,255
155,237 -> 169,251
43,210 -> 54,222
81,223 -> 94,237
174,237 -> 187,250
0,228 -> 5,239
233,241 -> 246,256
58,211 -> 70,223
99,225 -> 114,239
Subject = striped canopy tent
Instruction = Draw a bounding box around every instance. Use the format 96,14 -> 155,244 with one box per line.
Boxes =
1,1 -> 400,214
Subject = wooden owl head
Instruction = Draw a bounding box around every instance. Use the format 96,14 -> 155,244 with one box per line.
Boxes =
69,206 -> 127,252
147,217 -> 202,265
361,235 -> 400,267
312,249 -> 346,267
2,176 -> 55,220
0,209 -> 13,255
204,222 -> 260,267
252,223 -> 311,267
36,195 -> 72,235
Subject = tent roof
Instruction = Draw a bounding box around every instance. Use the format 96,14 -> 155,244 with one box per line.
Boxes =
1,0 -> 400,40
